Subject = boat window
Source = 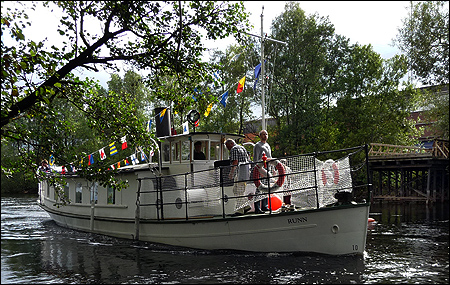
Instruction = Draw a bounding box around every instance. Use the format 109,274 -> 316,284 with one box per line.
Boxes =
181,140 -> 190,161
90,182 -> 98,204
76,183 -> 82,203
172,141 -> 180,162
107,186 -> 115,204
210,141 -> 221,161
194,140 -> 207,160
162,142 -> 170,162
64,183 -> 69,201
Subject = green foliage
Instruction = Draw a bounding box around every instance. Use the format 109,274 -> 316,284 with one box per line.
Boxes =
417,85 -> 449,140
1,1 -> 250,194
268,2 -> 335,154
394,1 -> 449,140
266,2 -> 420,156
394,1 -> 449,85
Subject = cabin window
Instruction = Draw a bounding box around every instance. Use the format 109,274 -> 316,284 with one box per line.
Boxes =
90,182 -> 98,203
171,141 -> 180,162
107,186 -> 115,204
162,142 -> 170,162
193,140 -> 207,160
76,183 -> 82,203
64,183 -> 69,200
181,140 -> 190,161
46,182 -> 50,197
210,141 -> 221,161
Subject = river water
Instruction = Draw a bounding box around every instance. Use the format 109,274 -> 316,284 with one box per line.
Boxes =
1,195 -> 448,284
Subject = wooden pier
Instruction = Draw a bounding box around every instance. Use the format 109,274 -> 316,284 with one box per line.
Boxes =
368,140 -> 449,203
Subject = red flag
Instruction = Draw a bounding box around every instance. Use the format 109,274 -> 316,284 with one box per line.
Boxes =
236,76 -> 246,93
121,136 -> 127,150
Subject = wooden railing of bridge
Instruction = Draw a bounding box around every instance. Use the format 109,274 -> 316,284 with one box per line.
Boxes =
369,139 -> 449,159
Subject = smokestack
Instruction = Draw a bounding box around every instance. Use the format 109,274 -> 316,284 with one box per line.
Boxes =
154,107 -> 171,137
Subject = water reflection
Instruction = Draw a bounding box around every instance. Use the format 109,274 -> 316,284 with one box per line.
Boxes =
2,196 -> 448,284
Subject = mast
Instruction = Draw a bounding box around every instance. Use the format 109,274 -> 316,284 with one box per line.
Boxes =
258,7 -> 287,130
261,6 -> 265,130
242,6 -> 287,131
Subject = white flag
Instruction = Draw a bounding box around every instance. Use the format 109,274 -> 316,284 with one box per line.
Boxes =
182,121 -> 189,134
99,148 -> 107,160
130,154 -> 138,165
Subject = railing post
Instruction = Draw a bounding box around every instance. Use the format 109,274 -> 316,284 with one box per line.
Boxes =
135,178 -> 141,241
185,173 -> 189,220
313,153 -> 319,209
220,167 -> 225,218
366,144 -> 373,203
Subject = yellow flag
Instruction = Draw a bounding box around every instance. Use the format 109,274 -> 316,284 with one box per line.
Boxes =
204,102 -> 214,117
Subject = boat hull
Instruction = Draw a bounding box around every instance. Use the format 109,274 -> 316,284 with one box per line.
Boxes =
41,202 -> 369,255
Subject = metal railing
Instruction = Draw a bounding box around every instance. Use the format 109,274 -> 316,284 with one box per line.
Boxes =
134,145 -> 371,239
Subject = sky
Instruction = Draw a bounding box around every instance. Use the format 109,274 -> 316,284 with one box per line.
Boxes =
2,1 -> 413,88
204,1 -> 412,60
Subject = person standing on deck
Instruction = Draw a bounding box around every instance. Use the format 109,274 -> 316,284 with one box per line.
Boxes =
253,130 -> 272,213
225,139 -> 251,216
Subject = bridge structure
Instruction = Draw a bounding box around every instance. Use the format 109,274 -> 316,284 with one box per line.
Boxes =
368,140 -> 449,203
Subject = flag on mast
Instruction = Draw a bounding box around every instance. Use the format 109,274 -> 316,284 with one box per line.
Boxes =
237,76 -> 246,93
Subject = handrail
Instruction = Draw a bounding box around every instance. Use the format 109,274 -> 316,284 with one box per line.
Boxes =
369,140 -> 449,158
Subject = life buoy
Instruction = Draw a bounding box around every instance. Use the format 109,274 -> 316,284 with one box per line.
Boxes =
253,159 -> 286,190
321,159 -> 339,186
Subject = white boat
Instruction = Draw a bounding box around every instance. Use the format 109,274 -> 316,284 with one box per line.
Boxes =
37,119 -> 372,256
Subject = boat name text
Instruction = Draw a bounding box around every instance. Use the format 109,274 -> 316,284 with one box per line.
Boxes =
287,217 -> 307,224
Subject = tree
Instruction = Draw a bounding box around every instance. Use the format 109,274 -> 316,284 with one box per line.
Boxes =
394,1 -> 449,140
394,1 -> 449,85
2,1 -> 250,127
266,2 -> 420,156
1,1 -> 250,192
267,2 -> 334,154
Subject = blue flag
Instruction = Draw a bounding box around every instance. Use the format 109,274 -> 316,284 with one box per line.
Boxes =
253,60 -> 266,90
220,91 -> 229,107
254,63 -> 262,78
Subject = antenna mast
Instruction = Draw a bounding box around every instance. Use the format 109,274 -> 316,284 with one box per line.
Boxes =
241,6 -> 287,130
261,6 -> 265,130
257,6 -> 287,130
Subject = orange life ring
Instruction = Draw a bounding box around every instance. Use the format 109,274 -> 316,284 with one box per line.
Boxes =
321,160 -> 339,186
253,159 -> 286,189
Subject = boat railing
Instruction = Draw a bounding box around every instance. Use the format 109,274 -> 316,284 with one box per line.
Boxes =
135,145 -> 371,222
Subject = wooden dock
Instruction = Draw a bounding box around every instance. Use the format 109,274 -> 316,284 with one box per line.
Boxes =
368,140 -> 449,203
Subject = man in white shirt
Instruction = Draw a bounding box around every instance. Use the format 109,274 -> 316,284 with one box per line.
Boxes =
253,130 -> 271,213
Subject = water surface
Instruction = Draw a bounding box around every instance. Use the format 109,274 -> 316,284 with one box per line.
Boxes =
1,196 -> 448,284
